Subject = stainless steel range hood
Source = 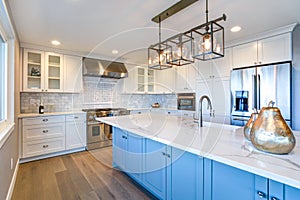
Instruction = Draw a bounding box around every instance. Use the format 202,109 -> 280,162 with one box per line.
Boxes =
83,57 -> 128,79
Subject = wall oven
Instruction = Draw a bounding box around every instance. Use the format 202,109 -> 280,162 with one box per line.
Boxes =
177,93 -> 196,111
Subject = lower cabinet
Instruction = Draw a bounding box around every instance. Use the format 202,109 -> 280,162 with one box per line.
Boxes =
143,139 -> 169,199
65,113 -> 86,150
113,127 -> 143,182
112,127 -> 300,200
205,159 -> 300,200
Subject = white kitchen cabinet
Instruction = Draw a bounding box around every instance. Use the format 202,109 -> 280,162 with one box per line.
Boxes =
197,48 -> 233,80
23,49 -> 64,92
123,65 -> 156,93
155,67 -> 176,93
196,77 -> 231,124
232,33 -> 292,68
65,113 -> 86,150
175,64 -> 198,92
22,115 -> 66,158
63,55 -> 83,93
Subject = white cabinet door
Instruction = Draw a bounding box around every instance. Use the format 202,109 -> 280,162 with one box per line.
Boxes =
23,49 -> 45,92
232,41 -> 258,68
212,48 -> 233,78
155,68 -> 175,93
196,77 -> 231,124
64,55 -> 83,93
44,52 -> 64,92
197,60 -> 212,80
258,33 -> 292,64
65,114 -> 86,150
123,65 -> 138,93
175,64 -> 197,92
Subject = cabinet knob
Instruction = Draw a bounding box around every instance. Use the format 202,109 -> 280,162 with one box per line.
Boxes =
166,154 -> 171,158
257,191 -> 266,198
162,152 -> 166,156
271,197 -> 279,200
42,130 -> 48,133
42,119 -> 48,122
41,89 -> 44,92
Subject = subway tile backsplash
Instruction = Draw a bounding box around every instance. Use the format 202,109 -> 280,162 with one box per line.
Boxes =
20,76 -> 177,113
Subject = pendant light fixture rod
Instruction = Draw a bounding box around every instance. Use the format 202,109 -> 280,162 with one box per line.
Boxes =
152,0 -> 198,23
205,0 -> 208,24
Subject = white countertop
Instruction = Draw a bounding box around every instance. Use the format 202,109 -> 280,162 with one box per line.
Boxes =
18,110 -> 85,118
96,113 -> 300,189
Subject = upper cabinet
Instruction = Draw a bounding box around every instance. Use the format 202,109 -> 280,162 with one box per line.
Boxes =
63,55 -> 83,93
23,49 -> 63,92
175,64 -> 198,92
197,48 -> 233,80
123,65 -> 175,94
23,49 -> 83,93
232,33 -> 292,68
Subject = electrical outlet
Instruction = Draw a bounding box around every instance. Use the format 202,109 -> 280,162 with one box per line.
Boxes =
10,158 -> 13,170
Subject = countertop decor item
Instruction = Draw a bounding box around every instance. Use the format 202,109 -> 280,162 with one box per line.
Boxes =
151,103 -> 160,108
244,108 -> 258,140
250,101 -> 296,154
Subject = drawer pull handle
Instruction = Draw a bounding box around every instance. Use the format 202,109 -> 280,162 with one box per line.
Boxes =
42,130 -> 48,133
257,191 -> 266,198
42,119 -> 48,122
74,117 -> 79,119
271,197 -> 279,200
42,145 -> 49,148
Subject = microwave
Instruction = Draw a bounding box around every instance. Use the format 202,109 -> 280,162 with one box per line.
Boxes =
177,93 -> 196,111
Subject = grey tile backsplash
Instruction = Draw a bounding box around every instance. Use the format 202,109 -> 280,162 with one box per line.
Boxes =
20,76 -> 177,113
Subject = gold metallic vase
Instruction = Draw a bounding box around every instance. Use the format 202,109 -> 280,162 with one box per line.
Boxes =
250,101 -> 295,154
244,109 -> 258,140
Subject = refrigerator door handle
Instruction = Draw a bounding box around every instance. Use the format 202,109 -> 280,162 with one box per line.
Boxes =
252,74 -> 257,109
257,74 -> 261,110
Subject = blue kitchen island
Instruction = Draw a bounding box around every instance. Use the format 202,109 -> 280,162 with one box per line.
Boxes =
97,113 -> 300,200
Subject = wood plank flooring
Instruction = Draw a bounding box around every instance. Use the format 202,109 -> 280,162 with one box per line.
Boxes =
12,147 -> 154,200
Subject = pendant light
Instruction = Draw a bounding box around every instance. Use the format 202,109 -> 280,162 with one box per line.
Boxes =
165,32 -> 194,66
148,17 -> 173,70
189,0 -> 226,61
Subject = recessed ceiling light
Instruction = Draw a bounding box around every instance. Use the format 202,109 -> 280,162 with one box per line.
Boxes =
231,26 -> 241,33
51,40 -> 61,45
112,50 -> 119,54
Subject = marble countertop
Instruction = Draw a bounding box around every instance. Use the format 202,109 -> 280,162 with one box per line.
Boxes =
96,113 -> 300,189
18,110 -> 85,118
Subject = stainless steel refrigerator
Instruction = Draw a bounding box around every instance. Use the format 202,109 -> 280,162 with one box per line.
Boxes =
230,62 -> 292,126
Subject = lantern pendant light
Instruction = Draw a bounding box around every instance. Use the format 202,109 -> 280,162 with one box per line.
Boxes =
190,0 -> 226,61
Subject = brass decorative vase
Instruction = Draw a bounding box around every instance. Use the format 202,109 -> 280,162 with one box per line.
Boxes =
250,101 -> 296,154
244,109 -> 258,140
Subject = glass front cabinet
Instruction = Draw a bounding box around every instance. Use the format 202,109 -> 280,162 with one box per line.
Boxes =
23,49 -> 63,92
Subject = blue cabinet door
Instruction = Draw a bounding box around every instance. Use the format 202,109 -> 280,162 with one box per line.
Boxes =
143,139 -> 167,200
284,185 -> 300,200
112,127 -> 126,170
204,159 -> 256,200
170,147 -> 204,200
125,132 -> 143,182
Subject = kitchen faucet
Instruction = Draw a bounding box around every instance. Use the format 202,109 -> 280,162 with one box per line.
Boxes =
198,95 -> 213,127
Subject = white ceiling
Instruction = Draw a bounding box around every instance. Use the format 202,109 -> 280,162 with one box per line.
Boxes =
7,0 -> 300,64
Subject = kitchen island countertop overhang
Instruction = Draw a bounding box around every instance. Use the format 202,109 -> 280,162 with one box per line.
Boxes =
96,113 -> 300,189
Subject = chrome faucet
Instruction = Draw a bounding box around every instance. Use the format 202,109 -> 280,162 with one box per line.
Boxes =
198,95 -> 213,127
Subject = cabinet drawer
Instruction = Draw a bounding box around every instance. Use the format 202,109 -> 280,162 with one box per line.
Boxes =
66,113 -> 86,122
23,123 -> 65,142
23,137 -> 65,158
23,115 -> 65,126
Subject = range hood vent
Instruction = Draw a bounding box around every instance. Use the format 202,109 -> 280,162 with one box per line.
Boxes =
83,57 -> 128,79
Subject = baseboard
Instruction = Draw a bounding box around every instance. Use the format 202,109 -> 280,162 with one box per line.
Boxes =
19,147 -> 86,163
6,158 -> 19,200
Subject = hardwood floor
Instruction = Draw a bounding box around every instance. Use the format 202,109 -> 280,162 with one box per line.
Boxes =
12,147 -> 154,200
